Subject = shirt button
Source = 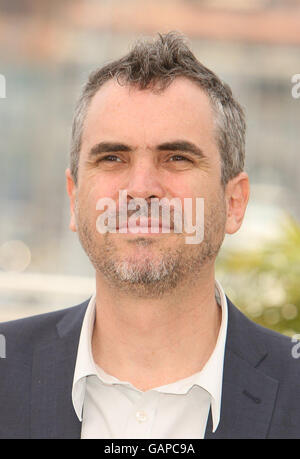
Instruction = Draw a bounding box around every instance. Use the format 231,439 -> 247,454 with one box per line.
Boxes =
135,410 -> 148,423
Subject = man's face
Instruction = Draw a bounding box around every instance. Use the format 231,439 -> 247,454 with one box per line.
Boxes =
67,77 -> 233,297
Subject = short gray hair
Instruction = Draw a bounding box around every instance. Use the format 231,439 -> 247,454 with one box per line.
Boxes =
70,31 -> 246,186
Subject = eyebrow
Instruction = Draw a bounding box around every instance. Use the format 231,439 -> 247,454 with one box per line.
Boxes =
88,142 -> 134,158
156,140 -> 206,160
87,140 -> 206,160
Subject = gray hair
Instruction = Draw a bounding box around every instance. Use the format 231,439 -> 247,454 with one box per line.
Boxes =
70,31 -> 246,186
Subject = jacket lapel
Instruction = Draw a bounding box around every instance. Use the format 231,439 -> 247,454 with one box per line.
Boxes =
30,302 -> 88,439
205,299 -> 279,439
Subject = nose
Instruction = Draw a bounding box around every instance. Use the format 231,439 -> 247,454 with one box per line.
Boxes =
125,157 -> 165,202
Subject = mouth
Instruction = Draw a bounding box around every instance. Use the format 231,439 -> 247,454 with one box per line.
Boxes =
117,216 -> 172,234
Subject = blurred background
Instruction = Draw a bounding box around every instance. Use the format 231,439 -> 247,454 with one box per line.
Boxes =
0,0 -> 299,336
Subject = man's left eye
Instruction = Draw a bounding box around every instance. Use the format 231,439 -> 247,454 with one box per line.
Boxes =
169,155 -> 191,162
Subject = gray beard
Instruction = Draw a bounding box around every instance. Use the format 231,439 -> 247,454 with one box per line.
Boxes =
76,210 -> 226,299
87,238 -> 197,298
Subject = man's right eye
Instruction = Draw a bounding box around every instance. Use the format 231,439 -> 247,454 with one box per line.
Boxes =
101,155 -> 122,161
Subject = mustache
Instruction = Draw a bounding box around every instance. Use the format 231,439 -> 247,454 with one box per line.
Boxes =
104,201 -> 179,230
94,194 -> 205,244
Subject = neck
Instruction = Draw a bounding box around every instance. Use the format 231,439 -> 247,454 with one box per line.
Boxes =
92,269 -> 222,391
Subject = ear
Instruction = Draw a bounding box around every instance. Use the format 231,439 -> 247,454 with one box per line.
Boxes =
65,168 -> 77,232
225,172 -> 250,235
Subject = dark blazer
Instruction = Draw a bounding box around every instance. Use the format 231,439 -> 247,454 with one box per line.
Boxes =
0,297 -> 299,439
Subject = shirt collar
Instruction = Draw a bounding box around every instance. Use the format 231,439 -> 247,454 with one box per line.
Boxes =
72,280 -> 228,432
71,292 -> 97,421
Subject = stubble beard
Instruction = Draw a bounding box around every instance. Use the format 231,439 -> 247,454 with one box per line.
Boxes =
75,197 -> 227,298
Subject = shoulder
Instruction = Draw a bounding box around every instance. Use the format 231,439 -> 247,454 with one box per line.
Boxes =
0,299 -> 90,355
226,297 -> 300,378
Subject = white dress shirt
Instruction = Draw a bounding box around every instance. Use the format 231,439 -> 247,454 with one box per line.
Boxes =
72,279 -> 228,439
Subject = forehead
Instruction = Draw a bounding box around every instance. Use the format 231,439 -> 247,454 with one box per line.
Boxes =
81,77 -> 216,152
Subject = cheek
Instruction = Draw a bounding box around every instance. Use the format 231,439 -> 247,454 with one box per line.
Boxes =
167,180 -> 205,228
79,177 -> 120,208
76,187 -> 101,227
167,174 -> 199,199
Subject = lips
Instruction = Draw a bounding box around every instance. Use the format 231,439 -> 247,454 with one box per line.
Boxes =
117,216 -> 171,232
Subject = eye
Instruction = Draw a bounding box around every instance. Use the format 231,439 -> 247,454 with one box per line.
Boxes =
100,155 -> 122,162
169,155 -> 192,162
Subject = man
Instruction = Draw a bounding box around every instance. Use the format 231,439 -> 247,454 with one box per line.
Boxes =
0,32 -> 299,439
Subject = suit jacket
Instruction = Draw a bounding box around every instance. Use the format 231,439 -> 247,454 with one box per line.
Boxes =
0,296 -> 299,439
